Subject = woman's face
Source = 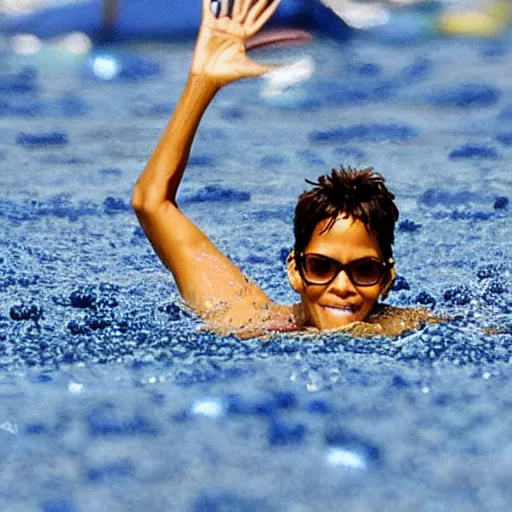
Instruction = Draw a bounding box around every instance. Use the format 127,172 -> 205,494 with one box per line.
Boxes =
291,215 -> 388,329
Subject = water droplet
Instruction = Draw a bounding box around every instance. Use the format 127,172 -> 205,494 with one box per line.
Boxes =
191,398 -> 225,418
326,448 -> 367,469
68,381 -> 84,394
92,55 -> 120,81
12,34 -> 41,56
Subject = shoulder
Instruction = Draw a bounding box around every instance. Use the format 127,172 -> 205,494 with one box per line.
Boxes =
365,304 -> 444,338
204,303 -> 299,339
329,305 -> 442,338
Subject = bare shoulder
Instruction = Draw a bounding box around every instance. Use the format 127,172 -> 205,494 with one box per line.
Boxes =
362,304 -> 446,338
201,303 -> 446,341
203,302 -> 298,339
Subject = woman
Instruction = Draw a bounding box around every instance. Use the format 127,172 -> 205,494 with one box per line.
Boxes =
132,0 -> 432,337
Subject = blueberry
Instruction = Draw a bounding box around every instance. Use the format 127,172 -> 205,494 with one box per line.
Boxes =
297,149 -> 325,166
494,196 -> 508,210
476,263 -> 503,279
188,155 -> 215,167
443,285 -> 472,305
158,302 -> 188,321
69,288 -> 96,309
192,492 -> 270,512
279,247 -> 291,264
86,403 -> 159,437
67,320 -> 88,335
221,107 -> 246,120
25,423 -> 47,435
103,196 -> 130,214
427,83 -> 500,108
310,123 -> 418,144
86,459 -> 134,482
415,291 -> 436,307
41,499 -> 75,512
306,400 -> 331,414
272,391 -> 298,410
433,393 -> 451,406
85,312 -> 112,330
496,133 -> 512,146
391,374 -> 409,388
398,219 -> 422,233
10,303 -> 43,322
449,144 -> 499,160
16,131 -> 68,147
182,185 -> 251,204
268,420 -> 307,446
392,275 -> 410,291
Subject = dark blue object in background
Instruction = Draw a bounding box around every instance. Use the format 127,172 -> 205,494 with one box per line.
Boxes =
0,0 -> 350,41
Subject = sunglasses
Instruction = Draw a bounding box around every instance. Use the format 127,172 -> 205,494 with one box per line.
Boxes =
298,253 -> 394,287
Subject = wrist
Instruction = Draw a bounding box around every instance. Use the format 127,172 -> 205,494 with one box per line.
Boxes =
187,72 -> 222,96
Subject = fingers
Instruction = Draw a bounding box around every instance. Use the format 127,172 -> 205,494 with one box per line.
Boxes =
227,0 -> 235,17
208,0 -> 239,19
205,0 -> 281,35
245,0 -> 269,25
219,0 -> 229,18
231,0 -> 244,19
203,0 -> 213,20
207,0 -> 232,21
236,0 -> 255,22
207,0 -> 231,19
246,0 -> 282,37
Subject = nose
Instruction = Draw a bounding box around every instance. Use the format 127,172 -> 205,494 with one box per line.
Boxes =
329,269 -> 357,297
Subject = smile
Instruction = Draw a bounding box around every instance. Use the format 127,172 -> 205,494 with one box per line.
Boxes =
323,305 -> 360,317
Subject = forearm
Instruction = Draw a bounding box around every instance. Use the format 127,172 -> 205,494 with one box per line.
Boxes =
129,0 -> 284,327
132,73 -> 220,210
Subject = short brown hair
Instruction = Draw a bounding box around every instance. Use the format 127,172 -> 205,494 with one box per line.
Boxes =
294,166 -> 399,263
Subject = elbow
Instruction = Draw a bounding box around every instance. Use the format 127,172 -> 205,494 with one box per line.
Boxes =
131,183 -> 158,216
132,180 -> 178,217
131,183 -> 145,213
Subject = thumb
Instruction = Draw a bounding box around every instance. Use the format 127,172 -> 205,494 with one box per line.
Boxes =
239,58 -> 278,79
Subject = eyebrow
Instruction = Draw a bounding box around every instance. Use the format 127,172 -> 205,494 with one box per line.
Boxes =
304,251 -> 381,263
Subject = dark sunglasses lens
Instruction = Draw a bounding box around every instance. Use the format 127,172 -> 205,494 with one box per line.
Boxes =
304,256 -> 337,284
350,259 -> 384,285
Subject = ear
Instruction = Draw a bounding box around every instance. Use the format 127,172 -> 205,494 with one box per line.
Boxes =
286,251 -> 304,294
380,266 -> 396,300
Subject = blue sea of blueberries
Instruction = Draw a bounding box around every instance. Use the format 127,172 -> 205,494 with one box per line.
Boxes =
1,29 -> 512,511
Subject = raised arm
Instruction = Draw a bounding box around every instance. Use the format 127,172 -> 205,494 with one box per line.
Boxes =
132,0 -> 286,329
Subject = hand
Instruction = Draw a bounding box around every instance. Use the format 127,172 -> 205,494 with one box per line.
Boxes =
191,0 -> 282,86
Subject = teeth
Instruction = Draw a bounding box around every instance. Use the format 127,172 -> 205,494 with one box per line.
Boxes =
325,306 -> 356,316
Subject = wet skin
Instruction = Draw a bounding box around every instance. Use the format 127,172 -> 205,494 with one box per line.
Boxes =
294,215 -> 388,330
134,0 -> 417,336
